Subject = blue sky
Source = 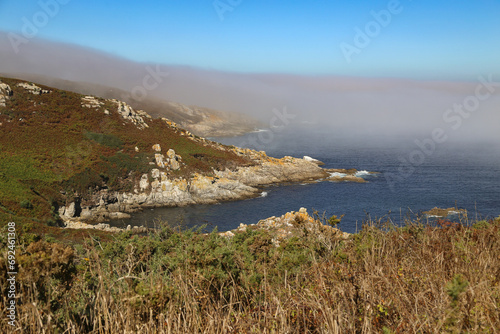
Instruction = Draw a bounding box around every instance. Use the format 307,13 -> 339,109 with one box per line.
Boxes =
0,0 -> 499,80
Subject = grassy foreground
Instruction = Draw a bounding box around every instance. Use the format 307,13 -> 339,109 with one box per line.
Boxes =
1,215 -> 500,333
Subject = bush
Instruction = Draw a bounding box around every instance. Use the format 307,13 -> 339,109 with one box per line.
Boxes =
20,199 -> 33,209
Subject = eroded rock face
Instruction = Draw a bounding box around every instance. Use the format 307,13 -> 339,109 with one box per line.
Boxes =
0,81 -> 13,107
216,151 -> 329,186
58,149 -> 335,225
110,99 -> 152,129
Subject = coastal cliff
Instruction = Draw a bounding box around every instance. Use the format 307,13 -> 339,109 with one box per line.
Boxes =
58,144 -> 329,224
0,77 -> 369,228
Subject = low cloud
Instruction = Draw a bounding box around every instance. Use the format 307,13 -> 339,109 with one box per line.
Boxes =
1,33 -> 498,143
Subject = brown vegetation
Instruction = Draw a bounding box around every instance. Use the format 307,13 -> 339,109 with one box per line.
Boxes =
1,215 -> 499,333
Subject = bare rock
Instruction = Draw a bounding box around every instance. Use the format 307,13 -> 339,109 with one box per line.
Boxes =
0,81 -> 13,107
139,174 -> 149,191
64,202 -> 76,218
81,96 -> 104,108
16,82 -> 50,95
219,208 -> 351,246
155,154 -> 166,168
111,99 -> 151,129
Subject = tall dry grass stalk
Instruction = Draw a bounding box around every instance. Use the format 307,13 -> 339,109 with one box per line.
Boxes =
1,216 -> 499,333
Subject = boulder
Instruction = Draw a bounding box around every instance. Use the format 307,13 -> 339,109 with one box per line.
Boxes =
0,82 -> 13,107
170,159 -> 180,171
64,202 -> 76,218
139,174 -> 149,191
166,149 -> 176,159
155,154 -> 166,168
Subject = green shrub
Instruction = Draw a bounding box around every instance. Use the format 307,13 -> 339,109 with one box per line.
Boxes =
84,131 -> 123,149
20,199 -> 33,209
472,220 -> 490,229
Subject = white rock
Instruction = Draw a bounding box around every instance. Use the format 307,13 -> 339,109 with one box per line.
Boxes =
0,82 -> 13,107
167,149 -> 176,159
16,82 -> 50,95
155,154 -> 166,168
65,202 -> 76,218
151,169 -> 160,179
139,174 -> 149,191
58,206 -> 66,217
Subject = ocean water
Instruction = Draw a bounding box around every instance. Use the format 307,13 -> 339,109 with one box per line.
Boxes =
115,127 -> 500,234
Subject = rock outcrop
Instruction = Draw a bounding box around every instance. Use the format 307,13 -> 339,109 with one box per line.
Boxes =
0,81 -> 13,107
152,145 -> 183,171
64,220 -> 149,233
16,82 -> 51,95
81,96 -> 104,109
326,169 -> 377,183
217,150 -> 328,186
111,99 -> 151,129
57,149 -> 330,225
222,207 -> 351,246
423,207 -> 467,218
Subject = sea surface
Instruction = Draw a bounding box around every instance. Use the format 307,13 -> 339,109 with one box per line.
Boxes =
114,127 -> 500,234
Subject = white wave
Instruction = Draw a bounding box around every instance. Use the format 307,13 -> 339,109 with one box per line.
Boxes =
329,172 -> 347,178
251,128 -> 271,133
355,170 -> 371,177
260,191 -> 268,197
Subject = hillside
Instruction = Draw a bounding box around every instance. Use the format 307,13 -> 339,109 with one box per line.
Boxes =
0,73 -> 262,137
0,77 -> 338,238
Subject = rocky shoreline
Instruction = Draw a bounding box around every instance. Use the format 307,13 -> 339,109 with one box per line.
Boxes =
59,154 -> 375,230
59,144 -> 376,228
40,87 -> 375,229
59,147 -> 333,226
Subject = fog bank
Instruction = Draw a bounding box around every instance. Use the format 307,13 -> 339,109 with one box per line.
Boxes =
1,33 -> 499,143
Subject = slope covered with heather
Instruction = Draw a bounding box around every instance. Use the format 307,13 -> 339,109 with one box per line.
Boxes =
0,78 -> 254,231
0,77 -> 338,239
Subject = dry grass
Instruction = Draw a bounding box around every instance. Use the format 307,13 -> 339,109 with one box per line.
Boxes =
1,216 -> 500,333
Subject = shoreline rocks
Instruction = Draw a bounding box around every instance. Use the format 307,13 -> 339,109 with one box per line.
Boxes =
50,90 -> 374,228
59,150 -> 375,227
220,207 -> 351,245
326,168 -> 378,183
423,207 -> 467,218
64,220 -> 149,233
